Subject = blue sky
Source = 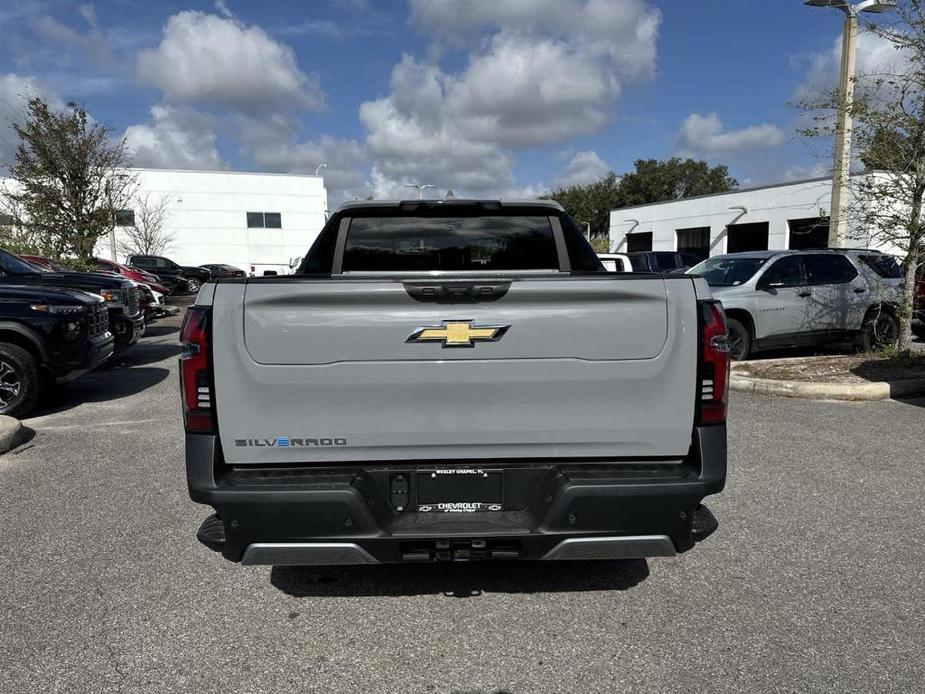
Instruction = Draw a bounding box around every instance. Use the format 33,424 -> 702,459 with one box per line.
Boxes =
0,0 -> 898,205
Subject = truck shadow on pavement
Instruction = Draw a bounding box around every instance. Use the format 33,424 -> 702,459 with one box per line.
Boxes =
31,366 -> 170,417
104,342 -> 182,368
270,559 -> 649,598
141,323 -> 181,338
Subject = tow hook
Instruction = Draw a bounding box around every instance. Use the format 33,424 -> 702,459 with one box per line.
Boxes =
692,504 -> 718,543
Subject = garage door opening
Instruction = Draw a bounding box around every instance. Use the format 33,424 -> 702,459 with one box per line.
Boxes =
788,217 -> 829,250
726,222 -> 769,253
626,232 -> 653,252
676,227 -> 710,261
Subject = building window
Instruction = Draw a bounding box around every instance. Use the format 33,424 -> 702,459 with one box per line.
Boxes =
247,212 -> 283,228
676,226 -> 710,261
788,217 -> 829,250
726,222 -> 769,253
115,209 -> 135,226
625,231 -> 653,252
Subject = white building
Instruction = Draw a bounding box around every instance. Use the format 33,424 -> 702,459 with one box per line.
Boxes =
608,175 -> 898,261
100,168 -> 327,275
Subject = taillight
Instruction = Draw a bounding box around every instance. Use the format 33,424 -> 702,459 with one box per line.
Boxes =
698,300 -> 730,425
179,305 -> 214,433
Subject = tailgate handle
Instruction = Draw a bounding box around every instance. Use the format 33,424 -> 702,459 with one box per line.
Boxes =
404,281 -> 511,304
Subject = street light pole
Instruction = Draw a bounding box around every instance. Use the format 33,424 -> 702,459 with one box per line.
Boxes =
805,0 -> 896,248
829,10 -> 858,248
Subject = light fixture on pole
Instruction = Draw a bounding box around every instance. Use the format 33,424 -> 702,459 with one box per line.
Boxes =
403,183 -> 435,200
804,0 -> 896,248
314,163 -> 327,176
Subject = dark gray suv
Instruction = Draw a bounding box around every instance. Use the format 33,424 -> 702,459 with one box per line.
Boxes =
688,249 -> 902,359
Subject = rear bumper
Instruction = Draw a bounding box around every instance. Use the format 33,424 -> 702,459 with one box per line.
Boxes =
186,425 -> 726,564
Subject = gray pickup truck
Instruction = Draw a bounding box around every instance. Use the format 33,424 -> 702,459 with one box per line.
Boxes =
181,200 -> 729,566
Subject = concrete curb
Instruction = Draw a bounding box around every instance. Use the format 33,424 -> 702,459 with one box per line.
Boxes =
0,415 -> 23,453
731,362 -> 925,401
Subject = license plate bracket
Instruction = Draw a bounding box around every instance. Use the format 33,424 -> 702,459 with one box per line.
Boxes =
417,469 -> 502,513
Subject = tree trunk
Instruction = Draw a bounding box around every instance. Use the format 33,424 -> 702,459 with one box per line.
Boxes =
898,244 -> 920,355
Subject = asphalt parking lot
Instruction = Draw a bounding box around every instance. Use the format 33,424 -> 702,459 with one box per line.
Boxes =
1,306 -> 924,694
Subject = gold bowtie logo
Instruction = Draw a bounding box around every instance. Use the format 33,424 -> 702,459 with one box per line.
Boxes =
406,320 -> 510,348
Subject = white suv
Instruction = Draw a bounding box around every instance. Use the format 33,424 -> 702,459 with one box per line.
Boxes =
688,249 -> 902,360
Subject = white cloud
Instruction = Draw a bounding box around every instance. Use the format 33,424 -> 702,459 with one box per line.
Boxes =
410,0 -> 660,81
446,31 -> 619,146
357,1 -> 659,198
32,13 -> 110,64
552,150 -> 611,188
214,0 -> 234,19
677,113 -> 785,156
137,11 -> 324,115
78,4 -> 99,29
0,73 -> 63,168
782,162 -> 829,182
235,115 -> 369,206
359,55 -> 514,197
795,31 -> 908,101
124,104 -> 224,170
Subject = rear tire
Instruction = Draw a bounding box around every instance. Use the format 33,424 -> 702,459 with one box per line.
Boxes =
0,343 -> 41,419
186,277 -> 202,293
859,309 -> 900,352
726,317 -> 751,361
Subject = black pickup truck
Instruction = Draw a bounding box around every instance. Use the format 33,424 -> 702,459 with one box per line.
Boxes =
127,255 -> 211,294
0,284 -> 113,417
0,249 -> 145,348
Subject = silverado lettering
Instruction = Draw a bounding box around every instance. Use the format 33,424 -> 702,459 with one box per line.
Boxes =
234,438 -> 348,447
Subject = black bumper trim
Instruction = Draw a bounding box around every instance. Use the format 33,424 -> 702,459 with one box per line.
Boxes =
186,425 -> 726,563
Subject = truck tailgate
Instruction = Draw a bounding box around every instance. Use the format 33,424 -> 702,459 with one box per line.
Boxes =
212,276 -> 699,464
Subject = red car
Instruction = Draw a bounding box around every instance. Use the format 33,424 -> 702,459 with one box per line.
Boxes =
93,258 -> 170,295
20,254 -> 70,272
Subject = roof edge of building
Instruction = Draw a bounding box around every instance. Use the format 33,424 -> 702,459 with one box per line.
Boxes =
609,170 -> 887,215
127,167 -> 324,179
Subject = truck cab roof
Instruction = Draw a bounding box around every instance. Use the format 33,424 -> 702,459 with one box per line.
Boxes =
335,199 -> 566,213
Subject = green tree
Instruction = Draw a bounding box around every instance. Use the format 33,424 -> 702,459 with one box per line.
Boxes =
614,158 -> 738,208
801,1 -> 925,353
541,172 -> 621,239
5,97 -> 135,263
543,159 -> 737,244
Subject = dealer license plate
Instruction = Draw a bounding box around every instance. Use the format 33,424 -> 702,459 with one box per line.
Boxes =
417,469 -> 502,513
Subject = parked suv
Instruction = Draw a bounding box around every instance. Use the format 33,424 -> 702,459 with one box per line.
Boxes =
688,249 -> 902,359
0,284 -> 113,417
0,249 -> 145,349
628,251 -> 701,273
127,255 -> 210,293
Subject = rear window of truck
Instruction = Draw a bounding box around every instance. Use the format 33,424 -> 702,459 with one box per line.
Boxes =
341,216 -> 558,272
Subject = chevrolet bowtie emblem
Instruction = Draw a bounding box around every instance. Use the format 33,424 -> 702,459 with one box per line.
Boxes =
406,320 -> 510,348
